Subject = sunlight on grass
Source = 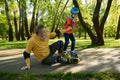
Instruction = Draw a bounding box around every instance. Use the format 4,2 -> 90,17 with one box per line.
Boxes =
0,40 -> 27,49
0,38 -> 120,49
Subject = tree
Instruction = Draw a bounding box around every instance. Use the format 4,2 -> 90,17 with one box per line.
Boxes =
93,0 -> 112,45
73,0 -> 113,45
51,0 -> 62,32
4,0 -> 13,41
73,0 -> 97,45
13,10 -> 19,40
30,0 -> 38,34
55,0 -> 69,31
115,16 -> 120,39
22,0 -> 31,40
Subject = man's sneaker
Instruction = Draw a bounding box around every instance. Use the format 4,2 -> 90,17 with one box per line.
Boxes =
67,58 -> 80,64
70,50 -> 78,58
54,55 -> 62,63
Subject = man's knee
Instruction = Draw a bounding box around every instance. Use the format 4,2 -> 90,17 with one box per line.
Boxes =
57,40 -> 64,53
58,40 -> 64,48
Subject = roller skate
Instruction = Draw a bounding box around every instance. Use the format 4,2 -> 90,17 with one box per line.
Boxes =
55,55 -> 80,64
59,51 -> 71,59
67,58 -> 80,64
70,50 -> 78,58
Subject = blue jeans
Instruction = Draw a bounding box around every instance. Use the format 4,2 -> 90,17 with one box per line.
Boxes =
63,33 -> 76,51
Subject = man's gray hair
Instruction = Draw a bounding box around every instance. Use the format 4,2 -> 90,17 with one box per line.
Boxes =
34,24 -> 45,34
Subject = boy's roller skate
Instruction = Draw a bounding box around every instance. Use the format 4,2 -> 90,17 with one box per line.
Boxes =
59,51 -> 71,59
70,50 -> 78,58
67,58 -> 80,64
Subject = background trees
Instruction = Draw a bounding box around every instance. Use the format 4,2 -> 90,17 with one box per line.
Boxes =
0,0 -> 119,46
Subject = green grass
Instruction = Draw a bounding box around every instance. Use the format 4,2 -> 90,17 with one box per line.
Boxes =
0,38 -> 120,49
0,40 -> 27,49
0,72 -> 120,80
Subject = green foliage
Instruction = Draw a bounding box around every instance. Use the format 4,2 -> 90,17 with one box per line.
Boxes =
104,0 -> 119,37
0,0 -> 119,40
0,14 -> 8,38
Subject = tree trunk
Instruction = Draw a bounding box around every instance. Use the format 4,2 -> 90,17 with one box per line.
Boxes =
93,0 -> 112,45
55,0 -> 69,31
100,0 -> 112,45
13,11 -> 19,41
4,0 -> 13,41
92,0 -> 103,45
30,0 -> 38,34
73,0 -> 98,45
100,0 -> 113,34
17,0 -> 21,41
21,6 -> 25,40
51,0 -> 62,32
24,9 -> 31,39
35,6 -> 39,28
22,1 -> 31,40
115,16 -> 120,39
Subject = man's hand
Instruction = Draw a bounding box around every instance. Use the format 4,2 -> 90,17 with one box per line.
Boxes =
66,27 -> 72,31
55,30 -> 61,38
21,65 -> 31,70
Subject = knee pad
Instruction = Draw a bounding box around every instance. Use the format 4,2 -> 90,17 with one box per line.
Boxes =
72,41 -> 76,45
23,51 -> 30,59
58,40 -> 63,48
58,40 -> 64,53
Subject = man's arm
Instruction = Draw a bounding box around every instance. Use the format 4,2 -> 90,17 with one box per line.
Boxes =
21,51 -> 31,70
21,40 -> 33,70
48,27 -> 72,39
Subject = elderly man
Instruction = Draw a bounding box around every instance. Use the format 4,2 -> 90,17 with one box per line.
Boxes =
21,24 -> 80,70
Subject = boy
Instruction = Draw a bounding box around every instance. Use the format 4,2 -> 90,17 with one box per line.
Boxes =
63,7 -> 79,58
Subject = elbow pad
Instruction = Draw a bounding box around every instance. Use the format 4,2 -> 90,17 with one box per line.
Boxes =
23,51 -> 30,59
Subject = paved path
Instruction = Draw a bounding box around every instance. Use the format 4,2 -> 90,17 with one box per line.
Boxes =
0,48 -> 120,74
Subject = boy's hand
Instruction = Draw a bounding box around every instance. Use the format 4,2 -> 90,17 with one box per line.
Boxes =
66,27 -> 72,31
21,65 -> 31,70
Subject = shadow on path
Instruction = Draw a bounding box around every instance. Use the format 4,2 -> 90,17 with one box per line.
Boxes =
0,48 -> 120,74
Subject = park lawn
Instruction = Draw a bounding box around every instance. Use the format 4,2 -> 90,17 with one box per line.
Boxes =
0,37 -> 120,49
1,72 -> 120,80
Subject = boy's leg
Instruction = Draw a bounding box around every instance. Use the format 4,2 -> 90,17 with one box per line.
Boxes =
62,33 -> 71,58
63,33 -> 69,52
69,33 -> 75,51
69,34 -> 78,58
